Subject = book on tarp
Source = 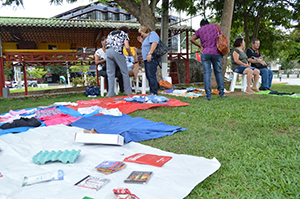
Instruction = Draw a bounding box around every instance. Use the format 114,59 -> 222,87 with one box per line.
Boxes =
74,175 -> 109,191
123,153 -> 172,167
95,161 -> 126,175
74,133 -> 124,146
124,171 -> 153,184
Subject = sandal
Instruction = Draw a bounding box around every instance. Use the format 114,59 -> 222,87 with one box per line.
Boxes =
251,87 -> 260,92
245,90 -> 254,94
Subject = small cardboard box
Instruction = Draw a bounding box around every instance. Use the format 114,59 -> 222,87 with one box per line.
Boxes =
75,133 -> 124,146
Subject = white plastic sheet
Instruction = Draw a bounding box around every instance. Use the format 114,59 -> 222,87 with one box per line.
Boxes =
0,125 -> 221,199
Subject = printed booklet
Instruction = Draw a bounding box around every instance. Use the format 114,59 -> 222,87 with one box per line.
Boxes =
74,175 -> 109,191
95,161 -> 126,175
123,153 -> 172,167
124,171 -> 153,184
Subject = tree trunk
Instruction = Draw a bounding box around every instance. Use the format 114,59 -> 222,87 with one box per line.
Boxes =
114,0 -> 157,30
243,0 -> 250,48
220,0 -> 235,77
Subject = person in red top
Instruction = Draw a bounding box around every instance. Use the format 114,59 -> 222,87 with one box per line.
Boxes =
190,19 -> 227,100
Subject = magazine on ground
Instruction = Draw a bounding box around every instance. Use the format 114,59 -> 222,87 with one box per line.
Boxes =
74,175 -> 109,191
123,153 -> 172,167
95,161 -> 126,175
124,171 -> 153,184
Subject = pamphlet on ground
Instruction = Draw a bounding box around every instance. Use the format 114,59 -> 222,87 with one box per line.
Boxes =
95,161 -> 126,175
124,171 -> 153,184
74,175 -> 109,191
123,153 -> 172,167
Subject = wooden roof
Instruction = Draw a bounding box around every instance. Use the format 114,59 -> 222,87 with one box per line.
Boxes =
0,17 -> 193,48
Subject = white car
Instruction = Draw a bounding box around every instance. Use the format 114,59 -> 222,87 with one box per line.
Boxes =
5,81 -> 12,88
11,81 -> 23,88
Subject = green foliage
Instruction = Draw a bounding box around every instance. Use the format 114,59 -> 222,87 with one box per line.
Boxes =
209,0 -> 299,59
4,68 -> 13,80
278,29 -> 300,68
86,75 -> 98,86
47,65 -> 67,78
1,0 -> 23,6
27,68 -> 47,79
70,64 -> 90,87
70,76 -> 86,87
70,65 -> 90,75
171,0 -> 205,16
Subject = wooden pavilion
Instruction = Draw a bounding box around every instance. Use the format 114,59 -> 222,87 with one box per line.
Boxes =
0,16 -> 193,97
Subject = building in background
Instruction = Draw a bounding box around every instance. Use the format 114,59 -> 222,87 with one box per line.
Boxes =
53,0 -> 179,52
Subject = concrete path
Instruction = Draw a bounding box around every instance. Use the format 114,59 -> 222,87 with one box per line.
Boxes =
272,78 -> 300,86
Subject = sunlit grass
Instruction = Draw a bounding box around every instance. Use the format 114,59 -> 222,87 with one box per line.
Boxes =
0,84 -> 299,198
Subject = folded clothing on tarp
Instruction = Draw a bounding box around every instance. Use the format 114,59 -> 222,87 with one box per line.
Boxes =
0,117 -> 41,129
65,94 -> 190,114
70,114 -> 186,143
0,105 -> 82,136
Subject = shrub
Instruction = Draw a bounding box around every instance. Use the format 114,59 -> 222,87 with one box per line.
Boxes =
71,77 -> 85,87
86,75 -> 98,86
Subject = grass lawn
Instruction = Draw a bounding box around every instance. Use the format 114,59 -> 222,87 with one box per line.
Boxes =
0,84 -> 299,198
9,87 -> 60,93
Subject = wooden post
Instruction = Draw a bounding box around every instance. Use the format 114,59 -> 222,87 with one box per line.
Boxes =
22,63 -> 28,95
95,30 -> 104,87
0,31 -> 4,97
95,39 -> 100,87
185,30 -> 190,84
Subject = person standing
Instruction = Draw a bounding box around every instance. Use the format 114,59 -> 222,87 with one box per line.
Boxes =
279,72 -> 282,82
106,26 -> 133,97
137,25 -> 161,95
246,38 -> 273,90
190,19 -> 227,100
94,36 -> 124,93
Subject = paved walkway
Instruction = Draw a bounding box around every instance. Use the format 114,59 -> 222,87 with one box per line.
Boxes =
272,78 -> 300,86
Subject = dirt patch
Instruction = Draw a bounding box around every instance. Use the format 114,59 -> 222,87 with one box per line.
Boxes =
227,90 -> 264,99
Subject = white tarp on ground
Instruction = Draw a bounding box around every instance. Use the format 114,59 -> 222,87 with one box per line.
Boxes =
0,125 -> 221,199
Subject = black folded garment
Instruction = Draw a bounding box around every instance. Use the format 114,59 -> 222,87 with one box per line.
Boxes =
268,91 -> 295,96
0,117 -> 41,130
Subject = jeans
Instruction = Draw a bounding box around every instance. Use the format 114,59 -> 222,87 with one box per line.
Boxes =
258,68 -> 273,89
201,53 -> 224,98
145,57 -> 161,95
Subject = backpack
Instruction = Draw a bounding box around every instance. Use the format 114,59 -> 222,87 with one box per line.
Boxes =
85,86 -> 100,96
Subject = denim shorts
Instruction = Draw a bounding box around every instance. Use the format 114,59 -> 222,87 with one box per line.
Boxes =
234,65 -> 256,74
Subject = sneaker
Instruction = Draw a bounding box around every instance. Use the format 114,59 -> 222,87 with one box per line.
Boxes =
259,87 -> 268,91
204,97 -> 211,101
219,95 -> 227,98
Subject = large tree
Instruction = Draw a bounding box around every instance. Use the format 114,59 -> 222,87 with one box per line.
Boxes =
210,0 -> 300,49
114,0 -> 159,30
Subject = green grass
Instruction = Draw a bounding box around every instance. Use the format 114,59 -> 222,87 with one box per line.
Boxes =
9,87 -> 60,93
0,84 -> 299,198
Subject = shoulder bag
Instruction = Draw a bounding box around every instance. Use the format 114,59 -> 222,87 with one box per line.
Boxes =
151,32 -> 168,58
215,24 -> 229,55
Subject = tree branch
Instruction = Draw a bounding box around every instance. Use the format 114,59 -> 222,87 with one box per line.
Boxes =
114,0 -> 141,20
